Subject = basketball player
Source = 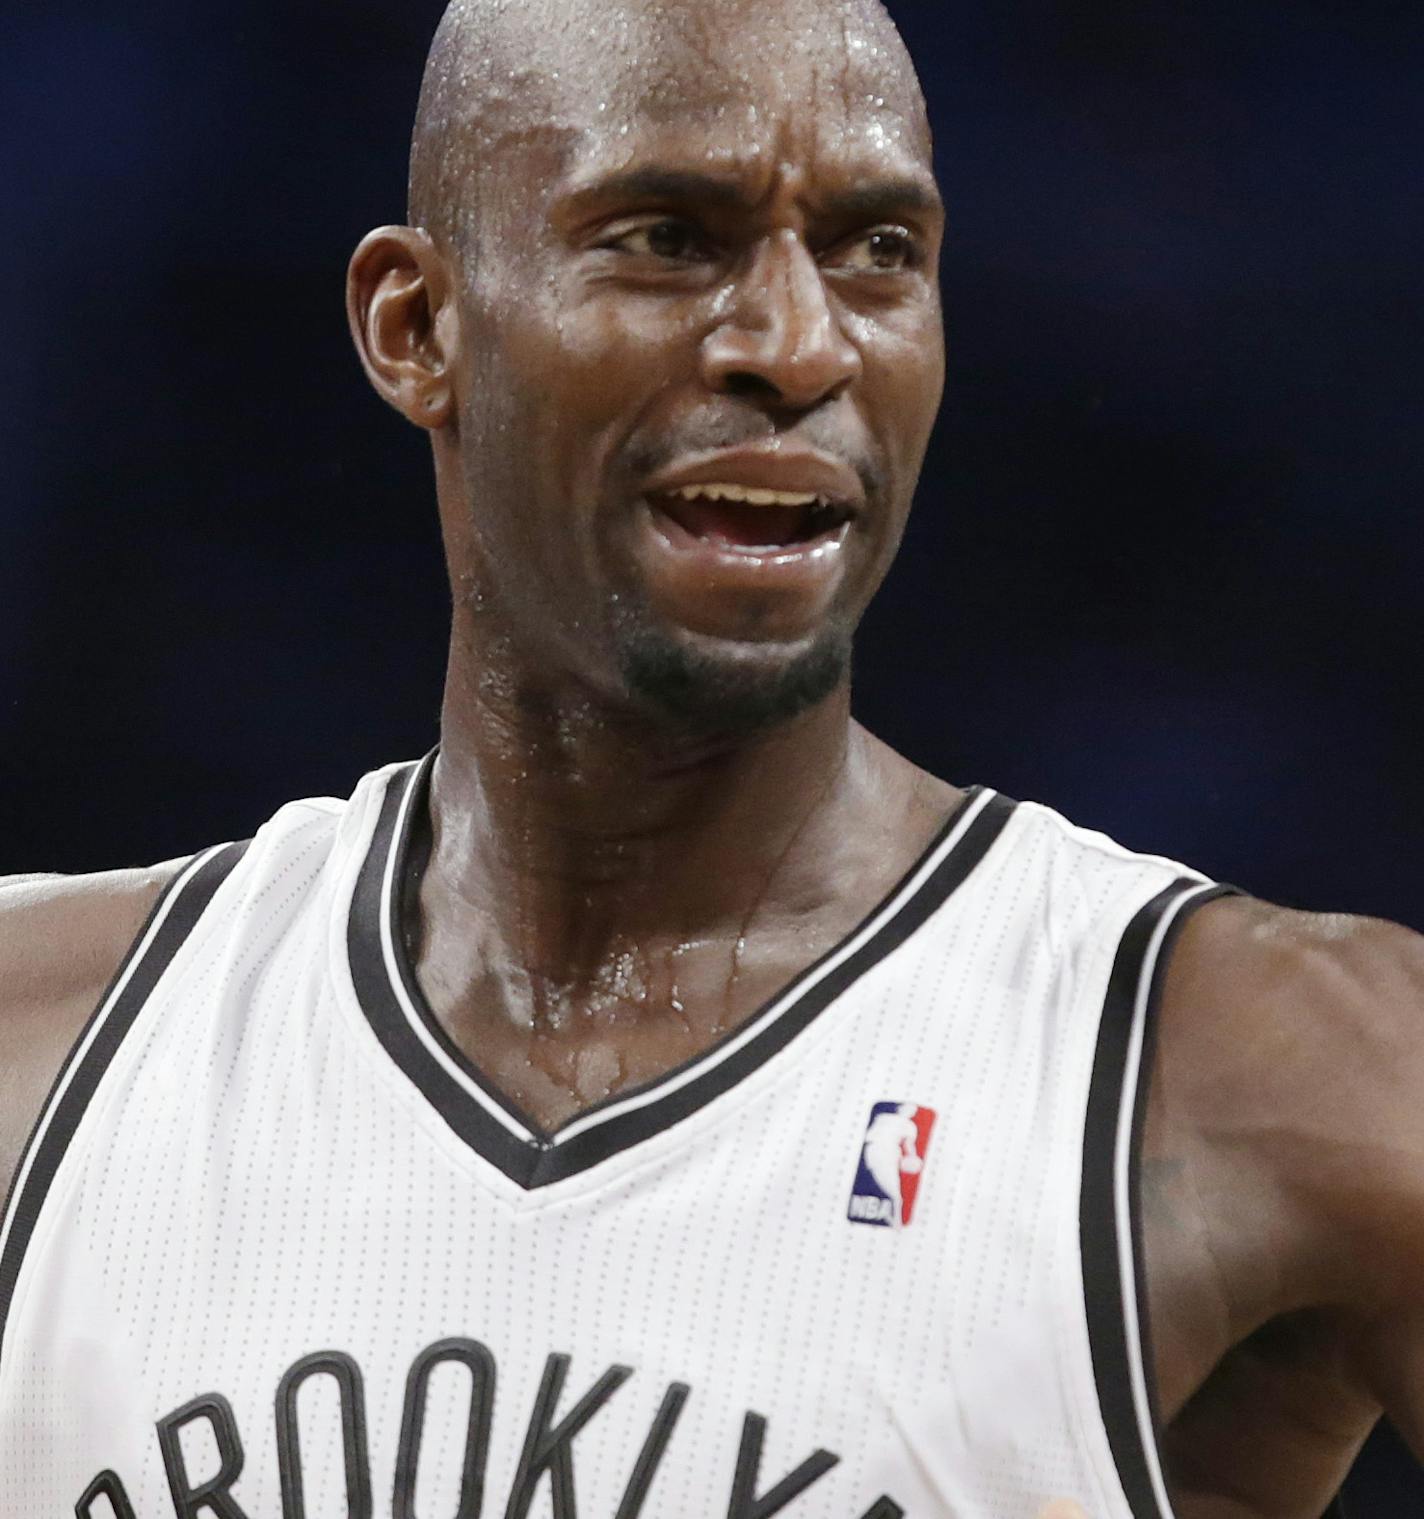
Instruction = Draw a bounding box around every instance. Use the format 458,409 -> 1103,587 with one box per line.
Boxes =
1,0 -> 1420,1515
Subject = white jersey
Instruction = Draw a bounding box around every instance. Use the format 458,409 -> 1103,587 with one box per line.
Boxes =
0,755 -> 1228,1519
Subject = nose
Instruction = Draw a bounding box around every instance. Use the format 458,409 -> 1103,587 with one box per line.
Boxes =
700,231 -> 862,411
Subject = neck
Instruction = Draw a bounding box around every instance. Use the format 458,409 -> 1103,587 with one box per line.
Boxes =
435,640 -> 853,930
418,624 -> 936,1035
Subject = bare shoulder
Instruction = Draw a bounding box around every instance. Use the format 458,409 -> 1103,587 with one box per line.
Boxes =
1167,890 -> 1424,1020
1140,899 -> 1424,1519
1152,893 -> 1424,1325
0,859 -> 188,1200
1161,893 -> 1424,1136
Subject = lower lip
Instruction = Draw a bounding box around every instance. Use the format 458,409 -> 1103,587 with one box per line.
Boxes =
629,499 -> 852,637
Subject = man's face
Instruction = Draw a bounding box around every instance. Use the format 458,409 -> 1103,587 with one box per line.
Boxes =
440,0 -> 944,730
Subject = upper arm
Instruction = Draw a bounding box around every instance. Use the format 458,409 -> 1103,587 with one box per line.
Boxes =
1144,894 -> 1424,1442
0,861 -> 187,1202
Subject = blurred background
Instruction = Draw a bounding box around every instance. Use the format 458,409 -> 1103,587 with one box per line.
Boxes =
2,0 -> 1420,1505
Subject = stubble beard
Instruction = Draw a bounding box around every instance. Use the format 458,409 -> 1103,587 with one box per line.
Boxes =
609,600 -> 853,736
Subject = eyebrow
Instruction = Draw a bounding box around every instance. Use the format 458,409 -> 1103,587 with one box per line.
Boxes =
821,178 -> 944,221
558,167 -> 943,222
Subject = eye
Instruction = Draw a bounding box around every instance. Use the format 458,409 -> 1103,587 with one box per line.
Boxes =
604,217 -> 713,263
830,227 -> 920,274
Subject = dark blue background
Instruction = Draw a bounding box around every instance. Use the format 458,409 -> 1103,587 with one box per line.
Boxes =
3,1 -> 1421,1505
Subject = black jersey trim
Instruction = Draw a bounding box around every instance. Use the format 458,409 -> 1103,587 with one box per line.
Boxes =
348,755 -> 1017,1191
347,757 -> 541,1184
1081,878 -> 1238,1518
0,840 -> 249,1367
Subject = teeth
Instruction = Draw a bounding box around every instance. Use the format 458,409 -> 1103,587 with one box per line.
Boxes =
671,483 -> 823,507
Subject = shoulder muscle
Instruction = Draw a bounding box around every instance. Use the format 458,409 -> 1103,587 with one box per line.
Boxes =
1148,896 -> 1424,1358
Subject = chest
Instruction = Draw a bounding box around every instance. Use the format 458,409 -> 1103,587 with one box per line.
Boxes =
432,947 -> 849,1134
0,927 -> 1113,1519
0,783 -> 1191,1518
6,1044 -> 1088,1519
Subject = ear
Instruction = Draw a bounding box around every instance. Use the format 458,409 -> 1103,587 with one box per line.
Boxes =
346,225 -> 458,430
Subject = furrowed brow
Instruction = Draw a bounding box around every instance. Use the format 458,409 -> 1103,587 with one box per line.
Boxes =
554,166 -> 943,232
819,178 -> 942,223
560,168 -> 753,218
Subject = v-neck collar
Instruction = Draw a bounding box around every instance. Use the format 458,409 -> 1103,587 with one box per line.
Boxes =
347,752 -> 1016,1190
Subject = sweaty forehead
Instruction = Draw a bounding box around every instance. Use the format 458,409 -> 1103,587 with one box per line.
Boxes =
414,0 -> 931,226
570,0 -> 914,108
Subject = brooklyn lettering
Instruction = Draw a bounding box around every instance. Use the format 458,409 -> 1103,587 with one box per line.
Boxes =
75,1339 -> 905,1519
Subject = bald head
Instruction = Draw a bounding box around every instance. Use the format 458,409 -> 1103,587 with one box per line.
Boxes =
407,0 -> 929,263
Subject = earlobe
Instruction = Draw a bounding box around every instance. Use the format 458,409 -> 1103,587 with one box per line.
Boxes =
346,225 -> 458,431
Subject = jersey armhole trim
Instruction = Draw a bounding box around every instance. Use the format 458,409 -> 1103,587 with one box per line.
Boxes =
0,839 -> 250,1367
1080,877 -> 1238,1519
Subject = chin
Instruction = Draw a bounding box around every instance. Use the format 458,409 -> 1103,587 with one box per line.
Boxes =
611,615 -> 852,735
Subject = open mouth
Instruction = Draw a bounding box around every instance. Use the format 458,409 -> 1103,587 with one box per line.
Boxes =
647,483 -> 853,552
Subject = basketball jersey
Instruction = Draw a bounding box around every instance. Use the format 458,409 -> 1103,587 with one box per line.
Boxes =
0,754 -> 1230,1519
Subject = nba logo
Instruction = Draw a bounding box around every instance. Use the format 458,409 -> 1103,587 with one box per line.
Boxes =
847,1102 -> 937,1228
